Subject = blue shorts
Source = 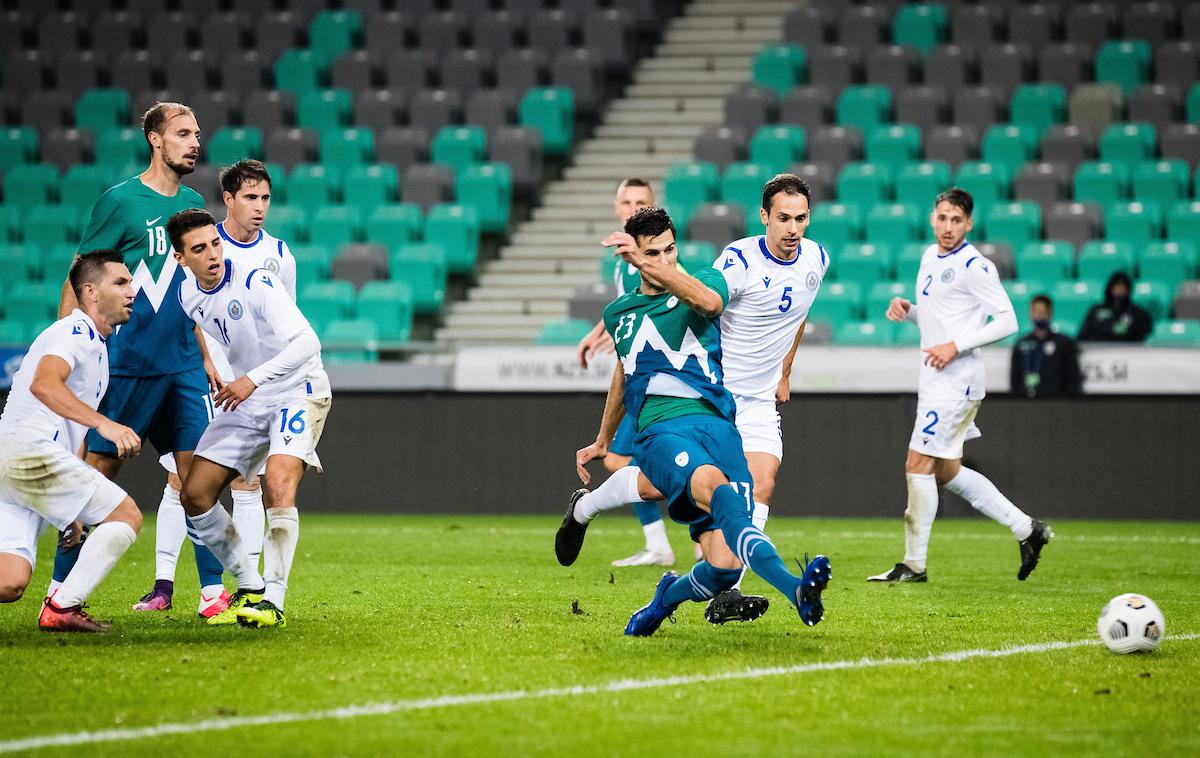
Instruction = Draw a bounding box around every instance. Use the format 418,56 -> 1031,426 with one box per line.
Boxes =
87,367 -> 212,457
632,414 -> 754,542
610,415 -> 637,458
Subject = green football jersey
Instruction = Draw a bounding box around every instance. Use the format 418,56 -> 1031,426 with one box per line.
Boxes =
76,176 -> 207,376
603,267 -> 735,431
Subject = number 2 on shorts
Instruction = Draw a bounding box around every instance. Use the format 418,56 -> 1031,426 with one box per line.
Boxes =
921,410 -> 939,436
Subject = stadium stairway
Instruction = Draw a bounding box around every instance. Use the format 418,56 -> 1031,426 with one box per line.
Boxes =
434,0 -> 791,345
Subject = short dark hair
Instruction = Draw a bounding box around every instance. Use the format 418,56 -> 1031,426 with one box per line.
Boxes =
166,208 -> 217,254
1031,294 -> 1053,310
219,159 -> 272,197
142,101 -> 194,146
762,173 -> 811,212
69,250 -> 125,301
623,206 -> 675,242
934,187 -> 974,217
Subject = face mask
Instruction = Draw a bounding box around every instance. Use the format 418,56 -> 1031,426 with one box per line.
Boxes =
1111,294 -> 1129,309
1033,319 -> 1050,331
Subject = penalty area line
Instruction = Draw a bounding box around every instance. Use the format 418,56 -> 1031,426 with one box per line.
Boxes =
2,633 -> 1197,753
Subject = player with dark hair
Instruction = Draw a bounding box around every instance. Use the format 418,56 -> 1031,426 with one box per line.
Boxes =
561,207 -> 831,637
869,188 -> 1052,583
51,101 -> 233,619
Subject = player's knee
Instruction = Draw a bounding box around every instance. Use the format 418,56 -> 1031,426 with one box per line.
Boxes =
752,477 -> 775,504
688,465 -> 728,503
601,454 -> 628,475
0,582 -> 26,603
86,452 -> 121,480
108,497 -> 143,533
262,472 -> 299,506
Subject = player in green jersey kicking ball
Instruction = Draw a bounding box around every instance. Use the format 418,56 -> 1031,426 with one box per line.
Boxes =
558,207 -> 831,636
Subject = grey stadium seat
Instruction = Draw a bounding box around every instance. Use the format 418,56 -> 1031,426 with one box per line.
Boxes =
92,12 -> 143,60
1160,125 -> 1200,167
264,127 -> 317,170
788,162 -> 835,204
952,5 -> 1003,47
838,5 -> 888,53
866,46 -> 918,90
188,90 -> 238,135
490,127 -> 543,195
441,49 -> 492,94
976,242 -> 1015,279
145,13 -> 193,60
528,10 -> 577,60
199,13 -> 252,60
333,50 -> 382,92
472,12 -> 520,59
1009,3 -> 1061,49
687,203 -> 746,252
36,13 -> 85,56
952,86 -> 1006,136
1045,201 -> 1102,251
810,46 -> 863,92
251,90 -> 296,132
376,127 -> 430,175
1013,162 -> 1071,217
1154,42 -> 1199,92
41,128 -> 93,172
780,87 -> 834,133
585,9 -> 633,73
925,125 -> 980,167
1185,3 -> 1200,40
979,43 -> 1033,98
1120,1 -> 1177,46
497,49 -> 547,94
896,86 -> 949,133
401,163 -> 455,212
723,85 -> 777,138
1128,85 -> 1181,135
255,13 -> 305,64
355,90 -> 405,133
220,52 -> 268,97
417,12 -> 466,55
0,12 -> 27,54
190,165 -> 223,205
1064,2 -> 1117,49
408,90 -> 462,134
1040,125 -> 1095,174
1068,84 -> 1124,139
385,50 -> 436,96
1172,281 -> 1200,320
693,125 -> 746,171
1037,44 -> 1092,92
924,45 -> 976,91
551,48 -> 603,116
20,90 -> 71,133
365,12 -> 413,53
783,6 -> 832,49
465,90 -> 517,136
111,50 -> 158,94
808,126 -> 863,175
167,51 -> 212,94
332,244 -> 389,291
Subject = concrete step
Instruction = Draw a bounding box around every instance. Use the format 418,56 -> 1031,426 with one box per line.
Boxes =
572,152 -> 683,167
531,207 -> 622,222
442,312 -> 561,328
486,258 -> 600,276
510,231 -> 598,245
477,272 -> 595,287
673,15 -> 792,30
625,82 -> 740,98
607,97 -> 725,112
663,28 -> 779,44
604,109 -> 718,126
435,326 -> 542,343
594,124 -> 704,139
500,246 -> 605,260
639,56 -> 752,72
688,0 -> 795,15
571,137 -> 694,154
654,41 -> 763,57
562,166 -> 668,181
466,284 -> 590,300
633,69 -> 750,86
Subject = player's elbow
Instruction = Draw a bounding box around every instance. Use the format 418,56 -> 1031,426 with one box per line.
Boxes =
696,294 -> 724,318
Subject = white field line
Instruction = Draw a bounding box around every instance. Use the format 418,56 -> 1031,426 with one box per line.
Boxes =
2,633 -> 1196,753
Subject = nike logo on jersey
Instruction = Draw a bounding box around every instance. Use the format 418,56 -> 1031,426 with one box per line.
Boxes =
145,216 -> 162,226
762,276 -> 772,289
129,255 -> 180,313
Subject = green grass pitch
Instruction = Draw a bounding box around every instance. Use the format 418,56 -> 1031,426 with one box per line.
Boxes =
0,515 -> 1197,756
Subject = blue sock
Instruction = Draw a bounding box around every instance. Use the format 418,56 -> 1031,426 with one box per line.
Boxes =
663,561 -> 742,607
52,539 -> 82,582
631,501 -> 661,526
709,484 -> 801,604
186,517 -> 226,588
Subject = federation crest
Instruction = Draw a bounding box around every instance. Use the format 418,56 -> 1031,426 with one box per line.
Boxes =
674,451 -> 690,467
806,271 -> 819,291
263,258 -> 281,274
941,268 -> 955,283
666,296 -> 679,309
228,299 -> 244,320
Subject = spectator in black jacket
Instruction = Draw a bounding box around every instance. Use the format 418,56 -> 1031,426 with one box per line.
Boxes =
1078,271 -> 1154,342
1011,294 -> 1083,398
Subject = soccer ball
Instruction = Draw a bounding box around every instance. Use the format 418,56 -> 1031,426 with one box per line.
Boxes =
1097,593 -> 1165,654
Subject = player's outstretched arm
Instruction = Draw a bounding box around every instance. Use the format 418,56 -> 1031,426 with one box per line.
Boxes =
603,232 -> 724,317
576,362 -> 626,484
30,356 -> 141,458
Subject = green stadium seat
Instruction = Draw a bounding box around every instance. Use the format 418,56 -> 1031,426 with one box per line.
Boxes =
24,205 -> 77,258
1095,41 -> 1151,96
0,127 -> 38,171
321,318 -> 379,363
1078,240 -> 1136,281
1138,242 -> 1197,287
752,44 -> 808,96
59,165 -> 111,218
866,204 -> 921,248
73,89 -> 130,134
1009,84 -> 1066,137
519,87 -> 574,155
1168,201 -> 1200,241
837,162 -> 893,211
837,86 -> 892,131
1104,201 -> 1162,247
866,280 -> 910,316
954,162 -> 1010,217
1052,279 -> 1104,330
309,205 -> 362,250
275,49 -> 325,96
8,282 -> 59,324
207,127 -> 263,165
287,164 -> 341,211
834,319 -> 895,346
266,205 -> 307,243
299,280 -> 356,334
365,203 -> 422,249
262,162 -> 289,203
291,245 -> 332,284
1131,160 -> 1189,206
896,242 -> 926,283
811,281 -> 864,324
298,89 -> 352,131
665,161 -> 718,208
320,127 -> 375,165
1189,83 -> 1200,124
1132,279 -> 1172,321
806,202 -> 862,252
431,126 -> 486,173
0,247 -> 31,288
309,10 -> 362,66
749,126 -> 806,172
0,205 -> 18,244
0,319 -> 25,345
356,281 -> 413,343
892,3 -> 947,56
1098,123 -> 1156,167
423,204 -> 480,274
894,318 -> 922,345
835,242 -> 893,287
1146,320 -> 1200,347
95,128 -> 148,171
1017,241 -> 1074,282
1003,279 -> 1049,318
895,161 -> 950,205
4,164 -> 59,212
1074,161 -> 1130,206
720,161 -> 773,220
344,163 -> 398,215
390,244 -> 448,314
42,244 -> 77,282
985,201 -> 1042,247
536,318 -> 595,346
677,241 -> 717,274
981,124 -> 1038,175
866,124 -> 921,170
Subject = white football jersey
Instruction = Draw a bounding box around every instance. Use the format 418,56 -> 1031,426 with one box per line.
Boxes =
716,235 -> 830,401
0,309 -> 109,454
178,259 -> 329,402
217,221 -> 297,300
912,241 -> 1015,401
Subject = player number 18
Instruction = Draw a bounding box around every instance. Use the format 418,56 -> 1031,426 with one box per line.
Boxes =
145,226 -> 169,257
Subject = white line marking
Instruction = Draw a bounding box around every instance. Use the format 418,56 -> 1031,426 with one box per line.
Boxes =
3,633 -> 1196,753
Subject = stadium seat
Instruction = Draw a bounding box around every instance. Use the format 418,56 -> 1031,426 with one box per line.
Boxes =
895,86 -> 949,133
1069,84 -> 1124,139
1174,281 -> 1200,320
837,162 -> 893,211
835,243 -> 894,287
8,282 -> 59,325
300,280 -> 356,334
1098,123 -> 1156,167
309,206 -> 362,250
981,124 -> 1039,175
0,247 -> 30,287
1074,162 -> 1130,207
866,124 -> 921,170
58,165 -> 110,218
1145,320 -> 1200,347
322,319 -> 379,363
1168,201 -> 1200,242
331,243 -> 388,290
866,45 -> 920,90
895,161 -> 951,205
687,203 -> 745,252
343,164 -> 398,215
73,89 -> 130,134
722,162 -> 774,221
1138,242 -> 1197,288
1095,40 -> 1151,96
309,10 -> 362,66
536,318 -> 594,346
1003,280 -> 1049,320
456,163 -> 512,234
924,125 -> 978,168
207,127 -> 263,165
985,201 -> 1042,247
1128,84 -> 1182,135
866,204 -> 922,248
980,43 -> 1032,95
288,164 -> 340,211
724,84 -> 778,138
401,164 -> 455,213
1188,83 -> 1200,124
1105,201 -> 1163,247
0,319 -> 25,345
1161,125 -> 1200,166
664,162 -> 719,220
806,203 -> 862,252
1013,162 -> 1071,216
274,50 -> 325,96
811,281 -> 864,323
24,205 -> 76,258
0,127 -> 38,172
431,126 -> 486,173
892,3 -> 948,56
267,205 -> 308,244
752,44 -> 808,97
1038,43 -> 1092,93
45,128 -> 94,174
837,86 -> 892,131
1131,280 -> 1172,321
320,127 -> 375,166
809,45 -> 862,94
390,244 -> 448,315
298,89 -> 352,132
519,87 -> 574,156
866,281 -> 910,316
356,281 -> 413,343
834,319 -> 895,346
1053,280 -> 1104,331
1010,84 -> 1066,137
363,203 -> 422,251
1078,240 -> 1137,281
894,318 -> 922,346
1040,125 -> 1095,175
954,162 -> 1010,217
896,243 -> 927,283
924,44 -> 973,91
423,204 -> 480,274
1018,241 -> 1075,282
95,128 -> 148,171
749,126 -> 806,173
291,245 -> 332,284
808,126 -> 864,175
677,242 -> 717,275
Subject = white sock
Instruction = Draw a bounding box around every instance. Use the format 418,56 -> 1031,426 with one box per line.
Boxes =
732,504 -> 770,590
642,520 -> 672,555
944,466 -> 1033,540
263,507 -> 299,610
46,579 -> 62,598
189,504 -> 263,590
903,473 -> 939,572
155,484 -> 187,582
54,522 -> 137,607
199,584 -> 226,600
575,466 -> 641,523
232,488 -> 265,568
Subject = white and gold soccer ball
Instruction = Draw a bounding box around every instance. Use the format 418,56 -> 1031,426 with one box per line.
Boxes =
1097,593 -> 1165,654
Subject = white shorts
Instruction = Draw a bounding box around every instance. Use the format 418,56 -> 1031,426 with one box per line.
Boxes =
0,500 -> 49,568
734,394 -> 783,461
159,452 -> 268,479
0,431 -> 127,533
194,395 -> 330,479
908,396 -> 982,460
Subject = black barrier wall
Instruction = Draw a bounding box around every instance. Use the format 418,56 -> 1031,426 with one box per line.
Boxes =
24,392 -> 1196,521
